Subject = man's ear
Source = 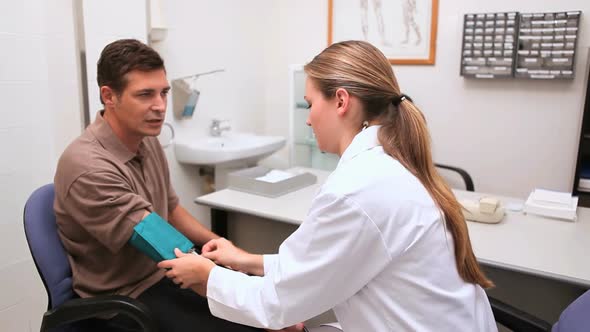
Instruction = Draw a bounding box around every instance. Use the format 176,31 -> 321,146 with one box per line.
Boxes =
100,86 -> 117,108
334,88 -> 350,116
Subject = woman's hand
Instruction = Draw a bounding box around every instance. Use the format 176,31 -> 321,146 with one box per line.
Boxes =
158,248 -> 216,296
267,322 -> 306,332
201,238 -> 263,275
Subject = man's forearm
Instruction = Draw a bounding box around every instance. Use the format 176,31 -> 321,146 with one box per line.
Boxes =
169,205 -> 219,246
190,283 -> 207,297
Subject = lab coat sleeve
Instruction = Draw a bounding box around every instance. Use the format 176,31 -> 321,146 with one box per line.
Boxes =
263,254 -> 279,276
206,192 -> 392,329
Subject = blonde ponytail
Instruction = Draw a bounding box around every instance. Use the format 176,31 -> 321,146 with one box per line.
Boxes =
305,40 -> 493,288
381,99 -> 493,288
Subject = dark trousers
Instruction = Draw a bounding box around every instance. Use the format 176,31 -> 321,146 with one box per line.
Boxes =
103,277 -> 263,332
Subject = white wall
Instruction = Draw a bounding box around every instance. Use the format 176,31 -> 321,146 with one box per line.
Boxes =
83,0 -> 148,122
0,2 -> 272,327
77,0 -> 274,246
0,0 -> 82,330
252,3 -> 590,324
1,0 -> 588,328
154,0 -> 272,226
264,0 -> 590,198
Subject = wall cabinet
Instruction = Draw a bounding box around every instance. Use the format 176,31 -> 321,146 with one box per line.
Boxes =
572,62 -> 590,206
288,65 -> 339,171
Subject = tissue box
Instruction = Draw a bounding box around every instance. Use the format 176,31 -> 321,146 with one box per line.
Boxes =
227,166 -> 317,197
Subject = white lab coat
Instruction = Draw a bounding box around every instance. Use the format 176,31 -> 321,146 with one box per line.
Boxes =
207,126 -> 497,332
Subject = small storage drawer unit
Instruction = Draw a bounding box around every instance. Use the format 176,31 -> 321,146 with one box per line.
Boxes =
460,10 -> 581,80
515,11 -> 581,79
461,12 -> 518,79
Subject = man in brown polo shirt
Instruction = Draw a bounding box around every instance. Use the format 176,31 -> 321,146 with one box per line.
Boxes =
53,39 -> 294,332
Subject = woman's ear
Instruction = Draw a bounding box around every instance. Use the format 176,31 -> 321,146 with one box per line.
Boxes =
334,88 -> 350,116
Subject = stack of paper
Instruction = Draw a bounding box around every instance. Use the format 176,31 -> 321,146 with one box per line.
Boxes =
523,189 -> 578,221
255,170 -> 296,183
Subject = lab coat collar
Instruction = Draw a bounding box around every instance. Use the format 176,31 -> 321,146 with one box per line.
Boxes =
338,125 -> 381,166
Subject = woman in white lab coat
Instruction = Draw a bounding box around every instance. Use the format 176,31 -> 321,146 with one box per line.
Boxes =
159,40 -> 498,332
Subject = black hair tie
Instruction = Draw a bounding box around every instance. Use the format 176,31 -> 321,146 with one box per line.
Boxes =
392,94 -> 412,106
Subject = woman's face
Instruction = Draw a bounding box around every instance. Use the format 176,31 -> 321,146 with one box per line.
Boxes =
304,78 -> 340,154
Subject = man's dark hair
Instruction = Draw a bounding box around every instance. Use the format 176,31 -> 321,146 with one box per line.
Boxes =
97,39 -> 165,103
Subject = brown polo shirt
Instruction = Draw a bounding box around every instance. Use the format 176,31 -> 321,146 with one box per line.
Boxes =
54,111 -> 179,299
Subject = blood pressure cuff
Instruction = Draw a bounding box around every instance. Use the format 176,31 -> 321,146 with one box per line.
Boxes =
129,212 -> 194,262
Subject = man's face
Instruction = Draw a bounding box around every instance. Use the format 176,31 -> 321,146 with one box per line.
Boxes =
107,69 -> 170,140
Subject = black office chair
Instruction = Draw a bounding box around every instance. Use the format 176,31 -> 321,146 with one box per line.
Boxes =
435,163 -> 475,192
490,297 -> 552,331
490,290 -> 590,332
23,184 -> 158,332
435,166 -> 590,331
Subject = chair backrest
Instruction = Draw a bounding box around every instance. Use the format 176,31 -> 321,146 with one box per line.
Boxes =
553,290 -> 590,332
23,183 -> 76,310
435,163 -> 475,192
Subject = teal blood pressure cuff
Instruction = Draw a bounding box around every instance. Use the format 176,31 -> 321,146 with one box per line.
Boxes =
129,212 -> 194,262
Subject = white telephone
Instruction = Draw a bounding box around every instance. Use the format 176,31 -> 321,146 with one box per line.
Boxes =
459,197 -> 505,224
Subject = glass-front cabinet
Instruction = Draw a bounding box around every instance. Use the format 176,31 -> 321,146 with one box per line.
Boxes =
289,65 -> 339,171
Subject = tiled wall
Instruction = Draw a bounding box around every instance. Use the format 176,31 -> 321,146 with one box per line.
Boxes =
0,0 -> 82,330
0,0 -> 147,328
0,1 -> 149,329
82,0 -> 148,123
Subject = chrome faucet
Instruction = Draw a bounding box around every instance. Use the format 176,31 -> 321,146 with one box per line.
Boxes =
209,119 -> 231,137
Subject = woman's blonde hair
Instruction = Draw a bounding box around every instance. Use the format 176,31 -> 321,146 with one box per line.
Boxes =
304,40 -> 493,288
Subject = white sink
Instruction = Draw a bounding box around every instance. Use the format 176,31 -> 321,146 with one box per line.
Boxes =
174,132 -> 286,166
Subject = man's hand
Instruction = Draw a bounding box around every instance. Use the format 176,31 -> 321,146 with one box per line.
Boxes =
158,248 -> 215,296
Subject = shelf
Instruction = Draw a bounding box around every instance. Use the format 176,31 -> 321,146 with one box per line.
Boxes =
572,37 -> 590,194
578,144 -> 590,156
579,178 -> 590,192
294,102 -> 309,109
577,193 -> 590,208
294,138 -> 317,147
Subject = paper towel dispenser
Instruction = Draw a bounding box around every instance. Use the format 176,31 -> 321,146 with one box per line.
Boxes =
171,69 -> 225,119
